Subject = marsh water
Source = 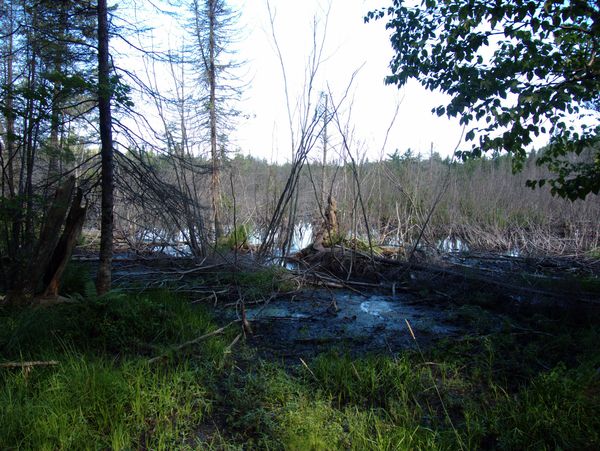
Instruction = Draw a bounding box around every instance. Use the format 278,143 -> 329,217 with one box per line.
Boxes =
232,289 -> 471,359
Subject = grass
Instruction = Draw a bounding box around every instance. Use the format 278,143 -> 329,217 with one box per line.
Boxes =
214,266 -> 296,301
1,276 -> 599,449
0,289 -> 231,449
1,357 -> 211,449
217,224 -> 251,250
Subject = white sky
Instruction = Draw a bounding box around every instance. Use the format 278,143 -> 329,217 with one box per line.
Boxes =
116,0 -> 582,163
226,0 -> 466,162
121,0 -> 466,162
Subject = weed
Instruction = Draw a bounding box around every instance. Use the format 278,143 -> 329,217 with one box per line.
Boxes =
216,267 -> 295,301
217,224 -> 251,250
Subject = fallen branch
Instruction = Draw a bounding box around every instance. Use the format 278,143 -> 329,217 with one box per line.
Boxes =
0,360 -> 59,369
148,320 -> 240,364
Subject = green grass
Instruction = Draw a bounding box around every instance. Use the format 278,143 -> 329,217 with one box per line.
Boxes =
1,357 -> 211,449
0,290 -> 231,449
214,266 -> 296,301
1,282 -> 599,449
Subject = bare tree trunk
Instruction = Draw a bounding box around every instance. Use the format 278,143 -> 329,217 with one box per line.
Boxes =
320,93 -> 328,208
96,0 -> 114,295
208,0 -> 222,242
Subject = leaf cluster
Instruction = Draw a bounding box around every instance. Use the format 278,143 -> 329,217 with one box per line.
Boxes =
367,0 -> 600,199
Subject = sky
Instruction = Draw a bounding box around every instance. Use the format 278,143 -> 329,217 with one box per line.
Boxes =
224,0 -> 466,162
122,0 -> 467,163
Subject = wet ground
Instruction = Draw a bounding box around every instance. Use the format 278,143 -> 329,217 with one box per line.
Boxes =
70,250 -> 599,360
221,289 -> 473,360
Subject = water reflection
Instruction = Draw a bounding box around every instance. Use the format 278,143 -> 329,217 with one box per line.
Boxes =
437,236 -> 469,253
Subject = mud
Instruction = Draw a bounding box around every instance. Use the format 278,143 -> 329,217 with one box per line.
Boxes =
70,250 -> 599,360
223,289 -> 482,360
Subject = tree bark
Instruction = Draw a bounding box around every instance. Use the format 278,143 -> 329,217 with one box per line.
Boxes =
96,0 -> 114,295
43,188 -> 87,297
4,0 -> 16,199
208,0 -> 222,242
7,176 -> 75,303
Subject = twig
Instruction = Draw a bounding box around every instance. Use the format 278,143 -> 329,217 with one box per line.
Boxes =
224,333 -> 242,354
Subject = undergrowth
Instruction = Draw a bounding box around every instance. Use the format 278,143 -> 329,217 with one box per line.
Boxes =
1,276 -> 599,449
215,266 -> 296,301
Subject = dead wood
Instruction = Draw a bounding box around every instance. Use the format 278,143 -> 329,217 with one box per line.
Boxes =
295,245 -> 600,305
0,360 -> 59,369
148,320 -> 240,364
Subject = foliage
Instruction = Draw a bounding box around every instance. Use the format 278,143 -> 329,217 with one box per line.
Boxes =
367,0 -> 600,199
0,290 -> 223,359
59,262 -> 94,297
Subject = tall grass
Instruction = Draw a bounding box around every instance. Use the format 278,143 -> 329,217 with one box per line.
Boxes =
1,357 -> 211,449
0,290 -> 230,449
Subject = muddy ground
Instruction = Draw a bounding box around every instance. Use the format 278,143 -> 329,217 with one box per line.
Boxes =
233,288 -> 464,360
71,248 -> 600,361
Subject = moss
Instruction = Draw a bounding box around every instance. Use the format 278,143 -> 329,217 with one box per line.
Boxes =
217,224 -> 250,250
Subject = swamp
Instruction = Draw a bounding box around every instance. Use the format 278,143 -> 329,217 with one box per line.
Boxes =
1,0 -> 600,449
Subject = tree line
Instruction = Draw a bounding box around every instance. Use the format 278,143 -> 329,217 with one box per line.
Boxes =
1,0 -> 598,303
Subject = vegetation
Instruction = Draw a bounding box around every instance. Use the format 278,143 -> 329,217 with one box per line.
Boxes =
1,2 -> 599,448
1,281 -> 598,449
368,0 -> 599,200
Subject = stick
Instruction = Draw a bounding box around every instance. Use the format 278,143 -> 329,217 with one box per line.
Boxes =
0,360 -> 59,369
148,320 -> 239,364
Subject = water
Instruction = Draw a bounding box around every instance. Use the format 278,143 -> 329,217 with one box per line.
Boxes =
238,290 -> 460,356
360,300 -> 393,318
505,248 -> 521,257
291,222 -> 314,252
437,236 -> 469,253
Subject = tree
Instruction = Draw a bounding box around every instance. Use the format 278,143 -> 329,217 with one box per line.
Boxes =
0,0 -> 95,302
367,0 -> 600,199
190,0 -> 242,241
96,0 -> 114,295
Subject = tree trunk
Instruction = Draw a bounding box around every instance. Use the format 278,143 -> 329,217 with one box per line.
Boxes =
47,7 -> 67,188
96,0 -> 114,295
7,176 -> 75,303
43,188 -> 87,297
208,0 -> 222,242
4,0 -> 16,199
